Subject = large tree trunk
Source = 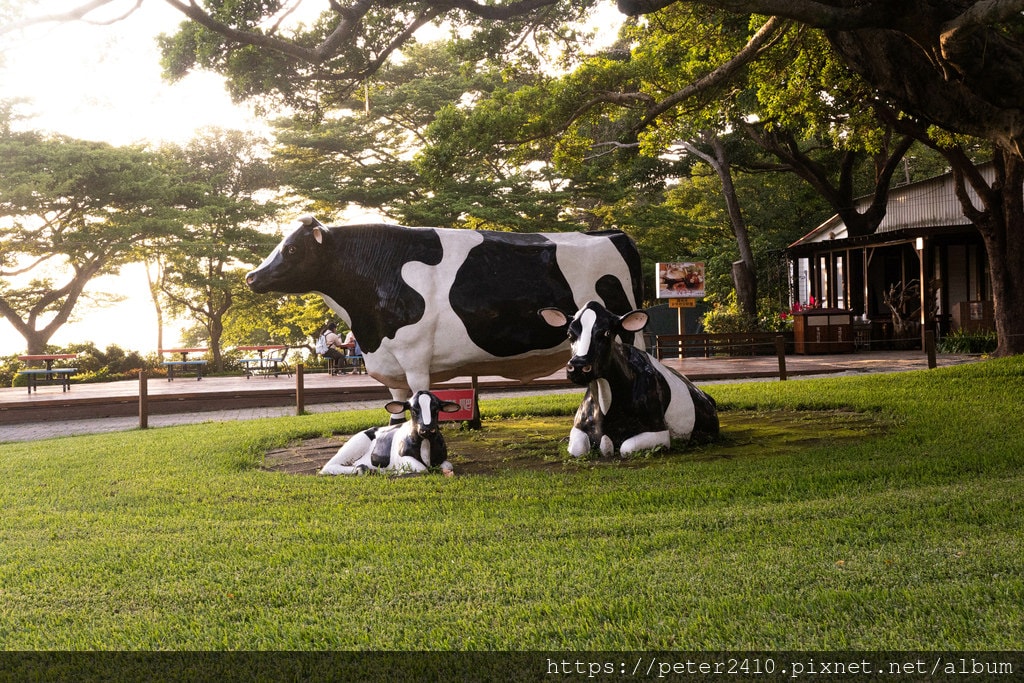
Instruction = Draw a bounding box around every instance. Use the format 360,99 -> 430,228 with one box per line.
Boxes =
710,136 -> 758,319
0,265 -> 96,355
982,154 -> 1024,357
948,149 -> 1024,357
682,133 -> 758,319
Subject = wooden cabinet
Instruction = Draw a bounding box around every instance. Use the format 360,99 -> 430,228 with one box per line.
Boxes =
952,301 -> 994,333
793,309 -> 854,354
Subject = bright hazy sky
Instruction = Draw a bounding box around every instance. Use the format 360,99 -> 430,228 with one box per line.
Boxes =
0,1 -> 264,355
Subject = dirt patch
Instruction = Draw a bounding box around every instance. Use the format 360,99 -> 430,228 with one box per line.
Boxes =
262,409 -> 887,476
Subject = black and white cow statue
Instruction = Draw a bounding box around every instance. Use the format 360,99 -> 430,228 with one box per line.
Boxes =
540,301 -> 720,457
320,391 -> 462,476
246,216 -> 643,401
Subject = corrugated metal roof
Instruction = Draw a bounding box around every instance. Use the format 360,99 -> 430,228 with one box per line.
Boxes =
790,163 -> 993,247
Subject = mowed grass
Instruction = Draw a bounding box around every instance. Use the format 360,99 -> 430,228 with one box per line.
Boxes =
1,357 -> 1022,650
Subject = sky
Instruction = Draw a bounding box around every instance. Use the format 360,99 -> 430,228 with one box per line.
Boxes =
0,1 -> 266,356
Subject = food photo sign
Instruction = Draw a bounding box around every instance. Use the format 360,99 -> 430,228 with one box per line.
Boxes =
657,262 -> 705,300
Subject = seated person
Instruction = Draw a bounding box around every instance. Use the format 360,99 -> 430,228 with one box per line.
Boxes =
343,331 -> 361,357
318,322 -> 349,371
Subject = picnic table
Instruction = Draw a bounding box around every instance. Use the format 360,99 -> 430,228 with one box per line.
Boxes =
236,345 -> 290,378
159,348 -> 208,381
17,354 -> 78,394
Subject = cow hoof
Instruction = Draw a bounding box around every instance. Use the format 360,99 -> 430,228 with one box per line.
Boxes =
355,465 -> 371,475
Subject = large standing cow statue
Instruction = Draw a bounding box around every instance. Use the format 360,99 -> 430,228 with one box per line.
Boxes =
540,301 -> 720,457
246,216 -> 643,400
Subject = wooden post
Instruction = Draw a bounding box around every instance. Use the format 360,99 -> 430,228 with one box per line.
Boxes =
775,335 -> 788,381
295,363 -> 305,415
138,369 -> 148,429
925,330 -> 937,369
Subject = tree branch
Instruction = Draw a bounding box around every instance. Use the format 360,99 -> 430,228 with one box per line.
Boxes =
616,0 -> 880,29
939,0 -> 1024,70
162,0 -> 322,63
0,0 -> 141,35
942,0 -> 1024,37
637,15 -> 789,129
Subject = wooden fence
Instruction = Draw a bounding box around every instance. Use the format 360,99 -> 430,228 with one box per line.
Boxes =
651,331 -> 795,359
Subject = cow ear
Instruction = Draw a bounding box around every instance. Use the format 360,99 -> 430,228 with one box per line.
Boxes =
440,401 -> 462,413
619,310 -> 648,332
384,400 -> 408,415
312,226 -> 324,244
539,308 -> 568,328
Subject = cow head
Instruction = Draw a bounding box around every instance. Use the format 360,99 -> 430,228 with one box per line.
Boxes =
384,390 -> 461,440
245,215 -> 328,294
540,301 -> 648,385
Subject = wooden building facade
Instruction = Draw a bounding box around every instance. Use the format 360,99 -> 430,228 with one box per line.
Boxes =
786,165 -> 995,348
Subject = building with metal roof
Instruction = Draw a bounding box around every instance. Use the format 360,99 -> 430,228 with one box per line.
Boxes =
786,165 -> 994,349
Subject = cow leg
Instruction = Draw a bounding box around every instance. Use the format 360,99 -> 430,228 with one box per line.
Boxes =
320,431 -> 374,472
567,427 -> 591,458
620,430 -> 671,457
320,451 -> 376,476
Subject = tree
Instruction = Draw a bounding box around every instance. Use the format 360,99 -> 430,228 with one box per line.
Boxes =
273,40 -> 533,227
0,121 -> 179,354
154,129 -> 281,371
223,291 -> 332,353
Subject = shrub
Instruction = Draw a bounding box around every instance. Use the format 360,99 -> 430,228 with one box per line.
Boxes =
701,304 -> 759,334
938,329 -> 998,354
701,298 -> 792,334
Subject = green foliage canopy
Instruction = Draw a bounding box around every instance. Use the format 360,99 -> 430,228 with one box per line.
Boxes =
0,122 -> 181,353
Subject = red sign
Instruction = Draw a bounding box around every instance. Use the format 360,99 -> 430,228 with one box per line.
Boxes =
433,389 -> 477,421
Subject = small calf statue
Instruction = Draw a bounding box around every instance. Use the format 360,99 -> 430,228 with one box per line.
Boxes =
320,391 -> 461,476
541,301 -> 719,457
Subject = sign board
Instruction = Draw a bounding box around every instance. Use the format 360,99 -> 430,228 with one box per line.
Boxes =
432,389 -> 476,422
657,262 -> 705,299
669,298 -> 697,308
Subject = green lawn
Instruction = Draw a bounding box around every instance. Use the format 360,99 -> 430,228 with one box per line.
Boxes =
0,357 -> 1021,650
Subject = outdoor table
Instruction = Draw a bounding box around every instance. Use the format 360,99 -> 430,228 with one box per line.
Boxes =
236,345 -> 290,378
159,348 -> 208,381
17,354 -> 79,394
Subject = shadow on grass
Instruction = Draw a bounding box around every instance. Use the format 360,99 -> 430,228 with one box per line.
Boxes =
262,409 -> 888,477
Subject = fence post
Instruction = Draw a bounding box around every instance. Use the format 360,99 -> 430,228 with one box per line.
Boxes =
295,363 -> 305,415
138,369 -> 148,429
925,330 -> 937,369
775,335 -> 788,381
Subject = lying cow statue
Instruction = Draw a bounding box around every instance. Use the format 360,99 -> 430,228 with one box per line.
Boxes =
246,215 -> 642,402
320,391 -> 461,476
540,301 -> 720,457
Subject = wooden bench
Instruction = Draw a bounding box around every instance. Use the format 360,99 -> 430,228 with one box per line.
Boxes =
17,368 -> 78,394
16,354 -> 79,395
653,332 -> 794,359
159,348 -> 208,381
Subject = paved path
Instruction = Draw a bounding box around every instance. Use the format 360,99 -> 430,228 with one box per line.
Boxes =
0,350 -> 981,443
